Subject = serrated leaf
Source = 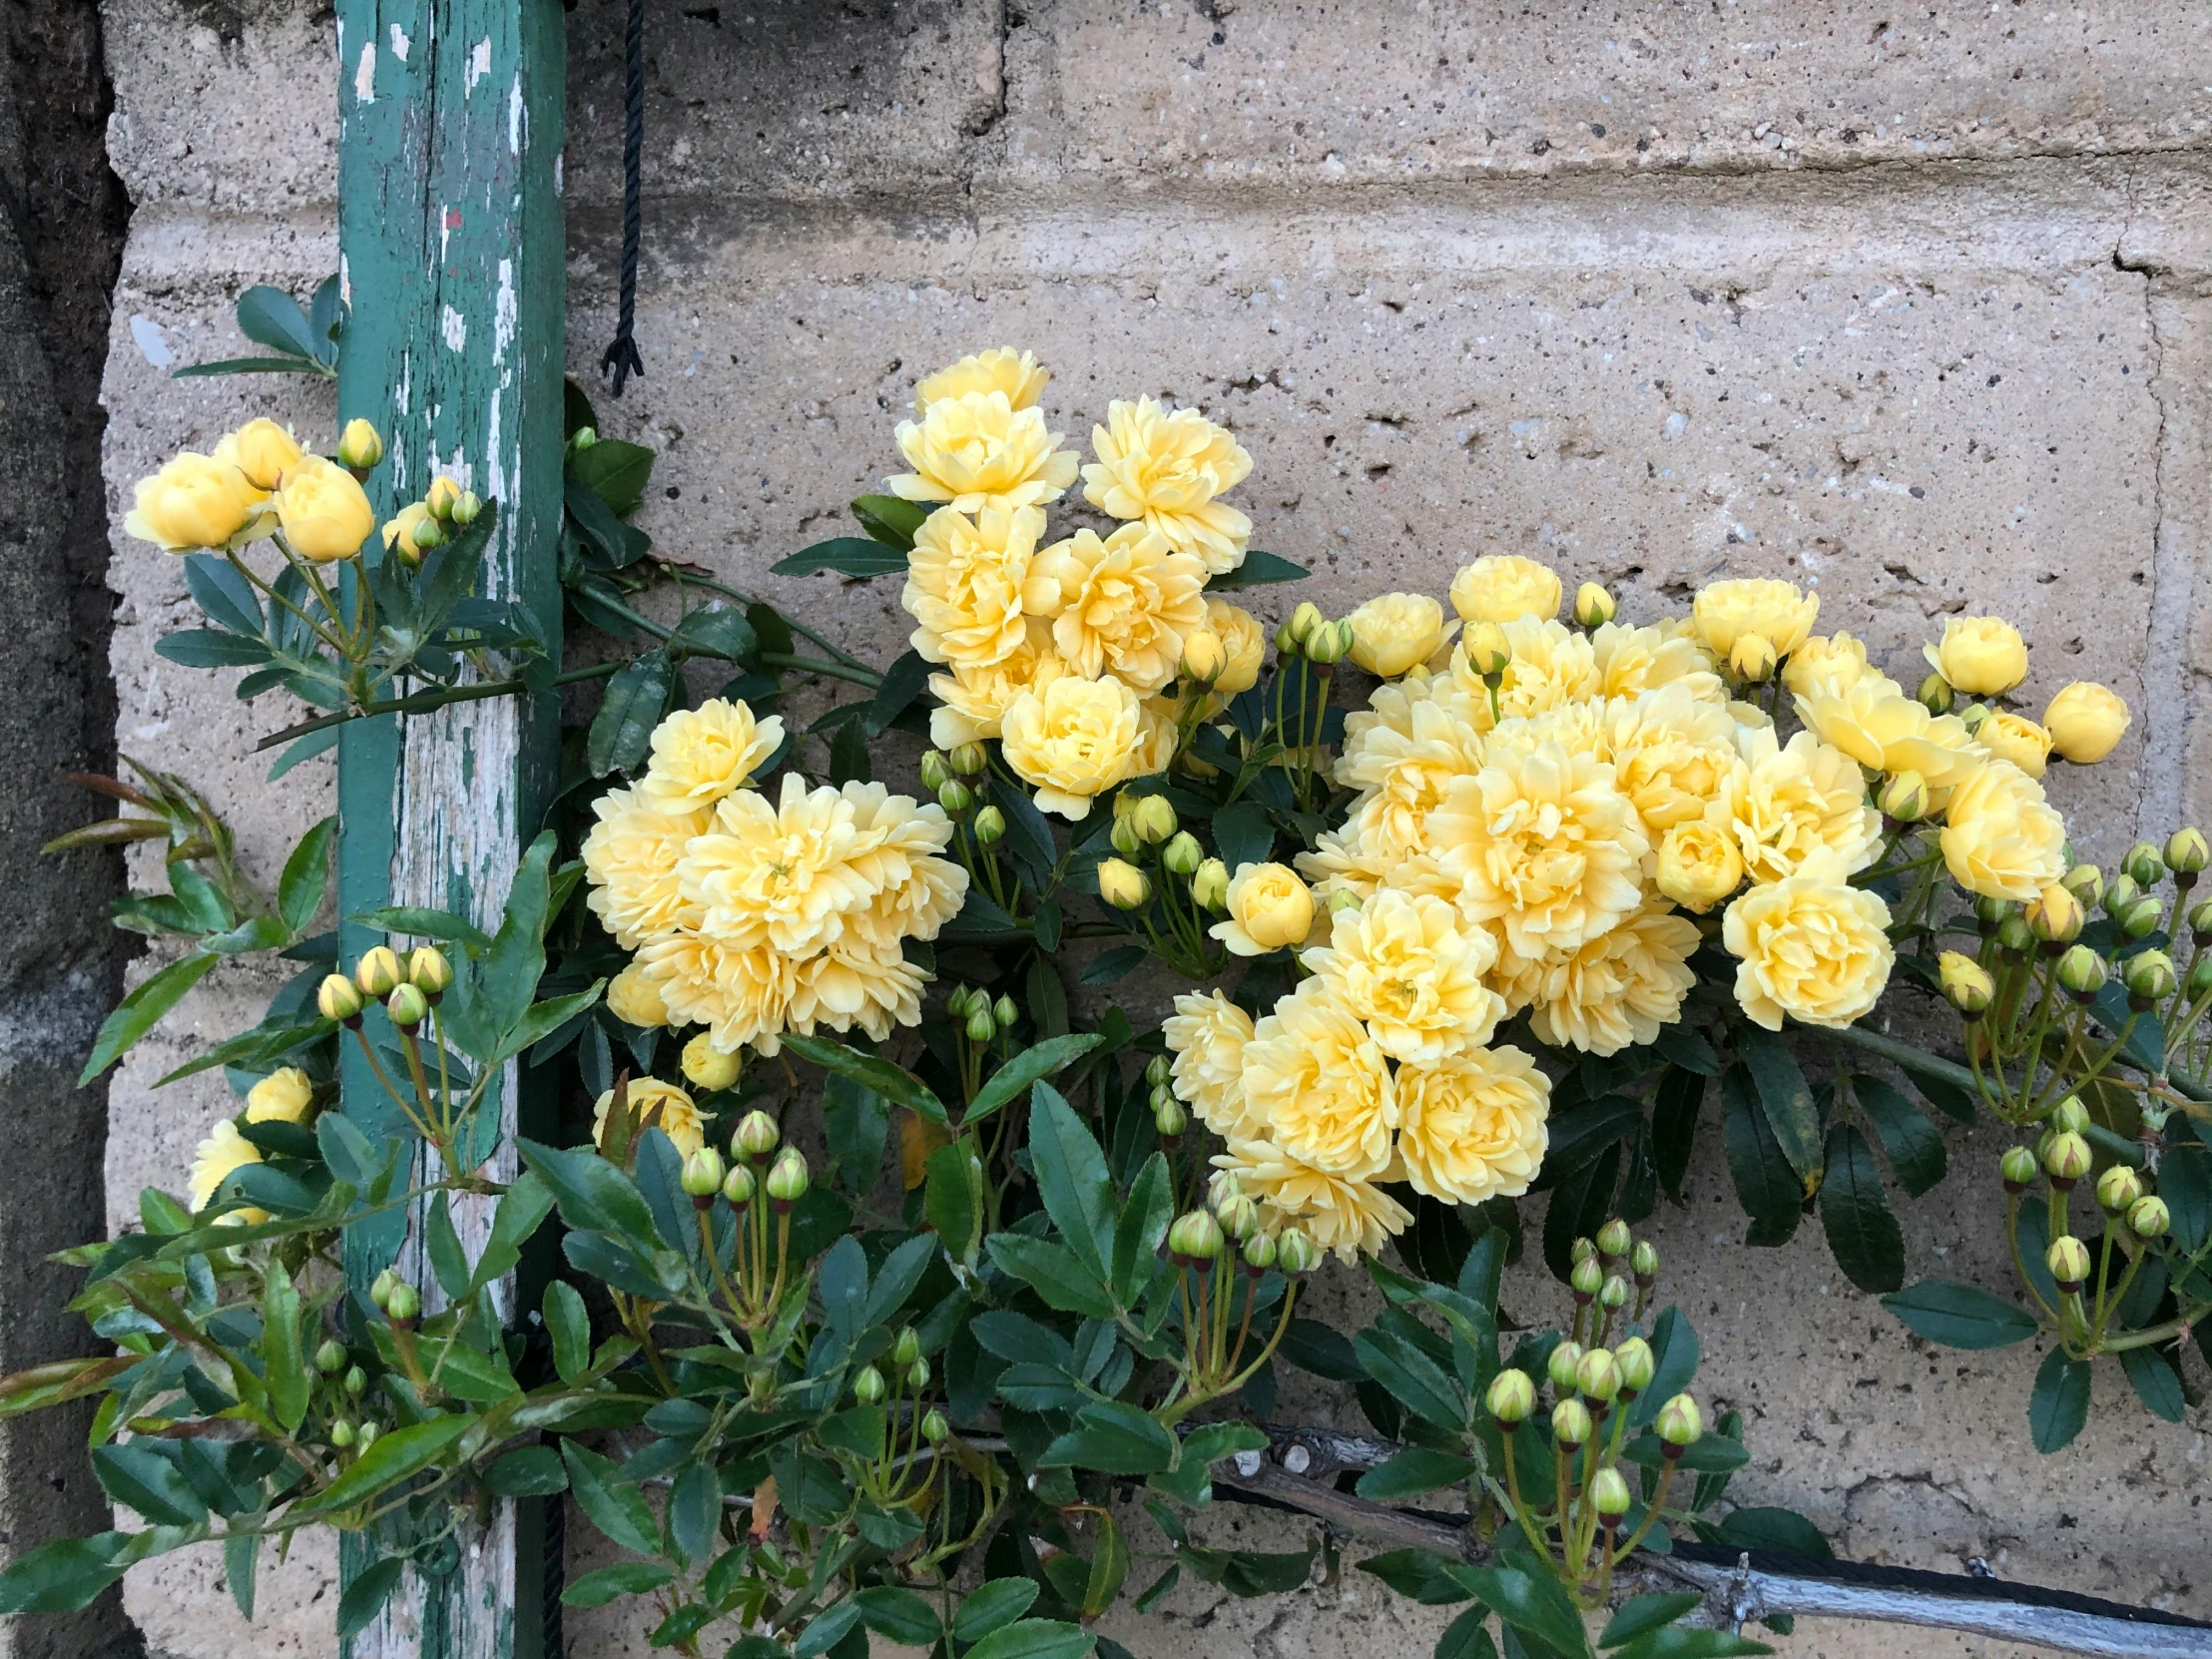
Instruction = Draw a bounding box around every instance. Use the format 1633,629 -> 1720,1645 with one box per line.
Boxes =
80,951 -> 218,1084
1205,551 -> 1309,590
1818,1121 -> 1904,1294
586,650 -> 672,777
1026,1082 -> 1115,1283
1880,1282 -> 2039,1350
1854,1076 -> 1946,1198
2028,1345 -> 2092,1452
1719,1065 -> 1800,1246
772,537 -> 909,578
965,1033 -> 1104,1126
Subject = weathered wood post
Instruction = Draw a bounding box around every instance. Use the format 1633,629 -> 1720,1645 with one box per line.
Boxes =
333,1 -> 567,1652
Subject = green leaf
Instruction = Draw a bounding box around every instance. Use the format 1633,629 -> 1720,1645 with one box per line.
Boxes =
2120,1343 -> 2187,1423
960,1617 -> 1098,1659
235,283 -> 320,358
1354,1327 -> 1465,1428
1711,1507 -> 1831,1558
424,1193 -> 471,1303
1609,1631 -> 1771,1659
260,1257 -> 309,1433
1880,1282 -> 2039,1350
485,1445 -> 568,1496
276,816 -> 335,936
293,1413 -> 468,1513
1601,1593 -> 1705,1648
1445,1563 -> 1588,1659
985,776 -> 1059,881
348,904 -> 495,951
157,628 -> 275,668
925,1139 -> 983,1265
1027,1081 -> 1115,1284
1358,1548 -> 1476,1605
79,950 -> 218,1083
92,1442 -> 206,1527
561,1560 -> 675,1607
1736,1026 -> 1823,1188
2028,1346 -> 2092,1452
985,1234 -> 1115,1318
1040,1399 -> 1178,1475
1817,1122 -> 1904,1294
474,1170 -> 555,1290
851,493 -> 927,549
793,1599 -> 864,1658
1111,1152 -> 1173,1307
669,603 -> 759,665
587,649 -> 673,776
561,1440 -> 661,1555
174,354 -> 325,378
1357,1448 -> 1478,1502
1206,551 -> 1310,590
1853,1076 -> 1946,1198
965,1033 -> 1104,1126
568,437 -> 657,515
1437,1606 -> 1500,1659
1629,1306 -> 1700,1429
864,647 -> 931,737
780,1032 -> 948,1123
336,1556 -> 404,1639
544,1280 -> 591,1383
2159,1142 -> 2211,1252
669,1462 -> 721,1564
954,1578 -> 1042,1641
855,1585 -> 941,1645
773,537 -> 910,578
1212,801 -> 1276,871
517,1137 -> 661,1254
1619,1432 -> 1749,1474
1719,1065 -> 1800,1245
224,1530 -> 259,1620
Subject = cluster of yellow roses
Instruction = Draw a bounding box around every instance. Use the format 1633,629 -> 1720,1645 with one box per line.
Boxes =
891,349 -> 1270,819
581,699 -> 970,1065
1167,558 -> 2128,1260
126,416 -> 382,561
186,1066 -> 315,1221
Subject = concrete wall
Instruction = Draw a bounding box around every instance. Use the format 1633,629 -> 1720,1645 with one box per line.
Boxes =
86,2 -> 2212,1655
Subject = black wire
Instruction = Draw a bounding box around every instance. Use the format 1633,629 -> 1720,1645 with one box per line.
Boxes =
599,0 -> 646,396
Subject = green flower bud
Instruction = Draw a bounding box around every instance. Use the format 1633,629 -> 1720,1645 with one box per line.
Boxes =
920,1409 -> 949,1444
1655,1393 -> 1703,1453
317,972 -> 364,1026
2124,948 -> 2178,1005
1999,1145 -> 2039,1193
2096,1164 -> 2142,1214
2128,1195 -> 2171,1239
1110,816 -> 1142,857
682,1146 -> 727,1201
1570,1236 -> 1597,1265
1163,830 -> 1204,876
919,751 -> 952,793
1545,1341 -> 1585,1393
1614,1336 -> 1656,1395
2056,944 -> 2108,1002
1996,913 -> 2034,957
2167,829 -> 2210,875
1273,618 -> 1302,655
1305,617 -> 1346,666
734,1110 -> 780,1161
949,742 -> 988,777
336,418 -> 384,472
2119,895 -> 2163,940
2050,1095 -> 2090,1134
1485,1368 -> 1536,1424
1599,1274 -> 1630,1311
972,805 -> 1006,845
384,1282 -> 420,1325
2189,896 -> 2212,944
355,946 -> 403,998
1940,952 -> 1995,1014
1917,673 -> 1954,715
2046,1235 -> 2091,1292
1192,857 -> 1231,911
1879,770 -> 1930,825
1590,1465 -> 1632,1522
1551,1397 -> 1593,1448
1595,1219 -> 1632,1259
1215,1194 -> 1262,1243
937,780 -> 973,815
965,1005 -> 997,1043
368,1268 -> 399,1310
1973,893 -> 2015,926
2061,862 -> 2104,906
1098,857 -> 1151,910
314,1340 -> 348,1375
571,425 -> 598,449
2042,1131 -> 2092,1188
450,490 -> 482,527
1153,1092 -> 1188,1139
906,1358 -> 930,1390
1275,1227 -> 1321,1276
356,1421 -> 379,1450
766,1147 -> 810,1206
1630,1240 -> 1660,1286
2104,871 -> 2141,916
852,1365 -> 887,1406
1287,601 -> 1326,651
994,993 -> 1018,1030
1168,1209 -> 1226,1263
1145,1053 -> 1172,1086
2189,952 -> 2212,1000
385,981 -> 429,1031
408,514 -> 446,553
329,1418 -> 356,1448
1574,1347 -> 1622,1403
1132,795 -> 1178,845
722,1163 -> 756,1206
1241,1232 -> 1277,1273
1569,1255 -> 1605,1302
343,1366 -> 367,1397
2126,841 -> 2167,888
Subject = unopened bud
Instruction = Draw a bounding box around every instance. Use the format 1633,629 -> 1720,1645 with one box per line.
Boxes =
1110,816 -> 1142,856
1570,1255 -> 1605,1303
2128,1195 -> 2171,1239
972,805 -> 1005,845
949,743 -> 988,778
2124,948 -> 2178,1006
1551,1397 -> 1593,1448
369,1268 -> 398,1310
937,780 -> 973,815
2104,872 -> 2141,916
906,1358 -> 930,1390
1575,1347 -> 1622,1403
1615,1338 -> 1656,1397
356,1421 -> 379,1450
1880,770 -> 1930,825
343,1365 -> 366,1397
682,1033 -> 743,1092
1973,893 -> 2014,928
1959,701 -> 1989,733
2042,1131 -> 2092,1189
1464,621 -> 1511,679
317,973 -> 364,1026
571,426 -> 598,449
355,946 -> 403,998
766,1147 -> 810,1206
329,1418 -> 356,1447
1591,1465 -> 1633,1522
682,1146 -> 727,1201
2056,944 -> 2107,1002
1573,582 -> 1616,629
920,1408 -> 949,1444
1153,1092 -> 1188,1139
735,1110 -> 780,1161
1656,1394 -> 1703,1453
1595,1219 -> 1632,1260
2026,884 -> 2083,945
1168,1209 -> 1225,1263
2096,1165 -> 2142,1214
2190,898 -> 2212,945
2188,953 -> 2212,1000
384,1282 -> 420,1325
1180,626 -> 1226,685
1305,618 -> 1346,667
1133,796 -> 1177,845
408,514 -> 446,554
1546,1341 -> 1585,1392
335,418 -> 384,472
852,1365 -> 886,1406
385,982 -> 429,1031
722,1163 -> 756,1206
449,490 -> 482,527
994,993 -> 1017,1030
1215,1194 -> 1262,1243
1999,1146 -> 2038,1193
424,477 -> 461,521
1163,830 -> 1203,876
1287,602 -> 1326,651
1275,1228 -> 1321,1276
965,1005 -> 997,1043
1192,858 -> 1230,911
2119,895 -> 2163,940
1240,1232 -> 1277,1273
1630,1240 -> 1660,1286
1571,1237 -> 1597,1265
2167,829 -> 2210,876
1486,1369 -> 1536,1424
1730,634 -> 1777,683
315,1340 -> 348,1375
919,751 -> 952,793
1599,1274 -> 1630,1311
2046,1235 -> 2091,1293
1917,673 -> 1954,715
1145,1053 -> 1172,1086
2050,1095 -> 2089,1134
2127,841 -> 2167,888
1939,951 -> 1994,1015
404,946 -> 451,1000
2062,863 -> 2105,907
1098,857 -> 1150,910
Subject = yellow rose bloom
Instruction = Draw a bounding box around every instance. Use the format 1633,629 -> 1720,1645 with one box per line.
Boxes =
682,1032 -> 743,1092
1394,1045 -> 1551,1205
643,934 -> 797,1057
606,961 -> 672,1027
124,449 -> 267,551
1209,1137 -> 1412,1262
593,1077 -> 705,1158
1025,523 -> 1208,694
244,1066 -> 314,1124
1655,820 -> 1746,912
1707,728 -> 1882,884
1796,674 -> 1983,791
1692,578 -> 1819,662
790,936 -> 928,1044
2044,681 -> 2130,764
1240,984 -> 1396,1175
1211,860 -> 1317,956
640,699 -> 786,813
273,453 -> 376,562
1446,617 -> 1600,731
1081,396 -> 1255,574
1333,679 -> 1486,862
1346,593 -> 1452,679
189,1119 -> 266,1218
582,787 -> 712,948
1722,870 -> 1895,1031
839,783 -> 970,947
228,418 -> 305,491
1164,990 -> 1262,1140
1599,684 -> 1742,831
1429,742 -> 1649,960
1503,900 -> 1701,1056
1588,621 -> 1725,706
1206,599 -> 1266,695
1974,709 -> 2052,780
999,674 -> 1149,820
902,502 -> 1050,669
1449,555 -> 1563,624
887,390 -> 1078,513
1925,615 -> 2027,696
913,347 -> 1048,414
1780,631 -> 1873,700
1300,888 -> 1504,1062
926,622 -> 1068,749
1939,759 -> 2067,900
382,501 -> 435,561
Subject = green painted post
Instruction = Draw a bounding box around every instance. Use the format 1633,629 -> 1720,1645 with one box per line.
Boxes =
333,1 -> 566,1653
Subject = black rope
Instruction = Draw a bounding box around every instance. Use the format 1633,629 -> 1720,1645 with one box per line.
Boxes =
599,0 -> 646,396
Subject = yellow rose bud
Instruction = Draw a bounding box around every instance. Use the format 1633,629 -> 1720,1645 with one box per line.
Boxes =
245,1066 -> 314,1124
682,1032 -> 743,1092
1210,861 -> 1315,955
2043,681 -> 2130,764
1097,856 -> 1151,910
1655,822 -> 1744,912
123,450 -> 267,551
1449,554 -> 1562,625
1976,710 -> 2052,780
1729,633 -> 1778,683
381,501 -> 434,567
424,475 -> 463,521
1205,599 -> 1266,694
228,418 -> 305,491
335,417 -> 384,472
1191,856 -> 1230,911
1938,949 -> 1994,1014
1879,770 -> 1930,825
606,962 -> 671,1028
1572,581 -> 1616,629
1925,616 -> 2028,697
354,946 -> 403,998
2025,883 -> 2083,945
1462,620 -> 1511,678
1179,625 -> 1226,685
1344,592 -> 1450,678
273,453 -> 376,562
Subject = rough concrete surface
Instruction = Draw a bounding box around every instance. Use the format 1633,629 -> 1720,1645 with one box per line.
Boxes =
78,1 -> 2212,1655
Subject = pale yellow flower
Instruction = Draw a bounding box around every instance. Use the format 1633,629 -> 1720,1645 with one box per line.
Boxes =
1333,679 -> 1487,862
125,449 -> 268,551
1210,1137 -> 1412,1262
606,961 -> 672,1027
1939,759 -> 2067,901
1300,888 -> 1504,1062
1655,820 -> 1746,912
1926,616 -> 2027,696
1207,598 -> 1267,695
2044,682 -> 2129,764
642,934 -> 797,1057
272,453 -> 375,563
1082,396 -> 1254,573
1240,984 -> 1395,1175
1599,684 -> 1742,831
790,936 -> 927,1043
1781,632 -> 1873,700
1165,991 -> 1261,1140
899,503 -> 1049,670
229,418 -> 304,491
1722,869 -> 1894,1031
1588,621 -> 1725,706
838,783 -> 969,946
1394,1046 -> 1551,1205
1429,742 -> 1649,959
1212,861 -> 1317,956
1346,593 -> 1453,679
1025,523 -> 1207,694
1692,578 -> 1819,662
582,787 -> 712,948
1449,555 -> 1562,624
1504,900 -> 1701,1055
926,621 -> 1069,749
592,1077 -> 705,1158
1707,728 -> 1882,884
913,347 -> 1048,414
1000,674 -> 1150,820
189,1120 -> 265,1217
1796,675 -> 1983,791
1447,617 -> 1600,732
887,390 -> 1078,513
244,1067 -> 313,1125
1974,709 -> 2053,780
641,699 -> 786,813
